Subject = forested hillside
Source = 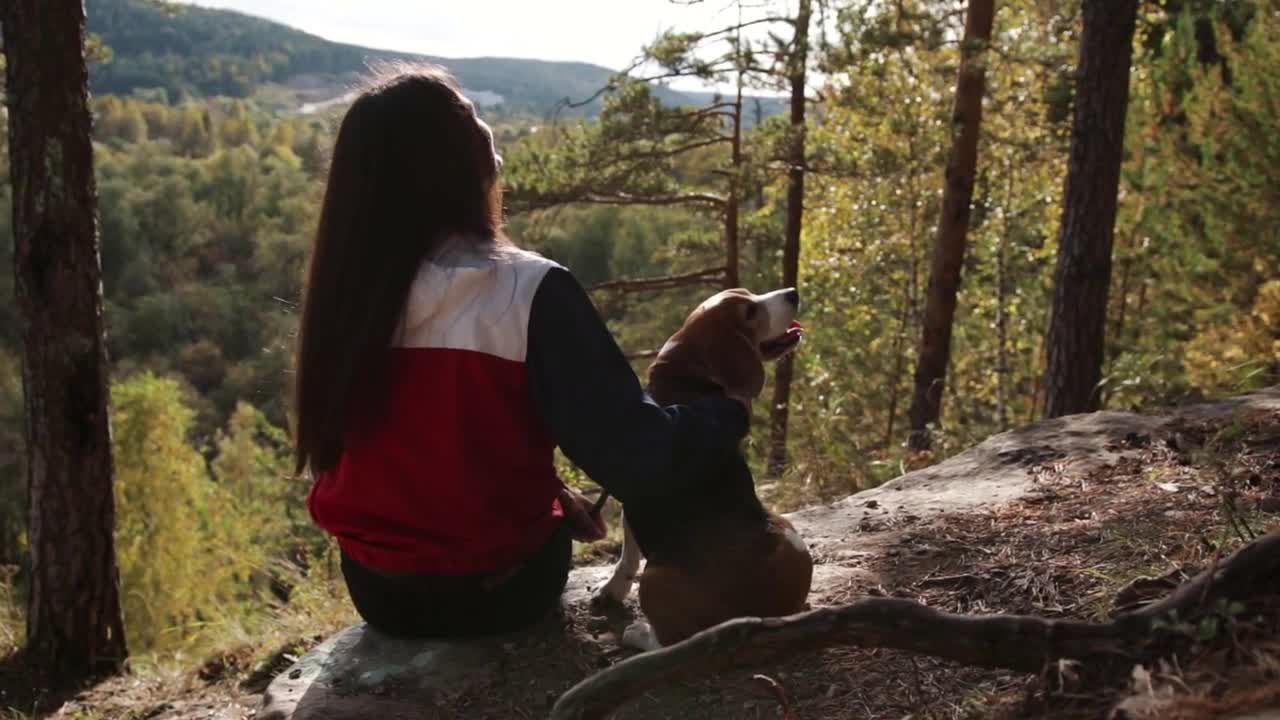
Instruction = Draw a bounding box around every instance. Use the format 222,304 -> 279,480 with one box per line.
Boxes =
85,0 -> 788,117
0,0 -> 1277,695
86,0 -> 622,113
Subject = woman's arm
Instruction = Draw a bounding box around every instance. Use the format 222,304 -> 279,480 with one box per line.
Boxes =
526,267 -> 749,505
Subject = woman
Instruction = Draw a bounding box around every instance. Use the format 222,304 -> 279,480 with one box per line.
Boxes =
293,65 -> 750,639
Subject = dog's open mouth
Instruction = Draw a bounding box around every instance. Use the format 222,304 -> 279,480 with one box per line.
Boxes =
760,320 -> 804,356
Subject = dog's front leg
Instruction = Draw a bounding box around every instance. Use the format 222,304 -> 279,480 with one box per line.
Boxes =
620,621 -> 661,652
591,511 -> 642,607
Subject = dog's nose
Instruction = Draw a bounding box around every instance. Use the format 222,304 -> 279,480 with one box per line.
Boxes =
784,288 -> 800,306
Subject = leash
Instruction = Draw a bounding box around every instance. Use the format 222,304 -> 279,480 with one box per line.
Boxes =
590,490 -> 611,515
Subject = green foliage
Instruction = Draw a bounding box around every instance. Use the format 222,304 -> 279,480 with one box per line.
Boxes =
211,403 -> 292,544
756,0 -> 1277,504
0,352 -> 22,656
503,0 -> 1280,507
776,0 -> 1066,496
0,565 -> 20,659
211,402 -> 324,579
1,85 -> 328,656
79,96 -> 318,436
1184,280 -> 1280,394
1105,2 -> 1280,406
111,373 -> 223,652
0,351 -> 24,569
106,373 -> 319,658
504,81 -> 730,213
647,32 -> 714,77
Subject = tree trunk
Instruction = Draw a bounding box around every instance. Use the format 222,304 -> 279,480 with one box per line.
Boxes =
1103,222 -> 1140,407
1043,0 -> 1139,418
1112,246 -> 1132,357
1109,157 -> 1147,367
724,69 -> 744,289
1,0 -> 128,687
996,164 -> 1013,431
883,289 -> 912,448
906,0 -> 996,450
766,0 -> 811,477
883,176 -> 924,447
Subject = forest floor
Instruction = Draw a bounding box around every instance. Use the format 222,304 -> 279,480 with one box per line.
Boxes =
5,390 -> 1280,720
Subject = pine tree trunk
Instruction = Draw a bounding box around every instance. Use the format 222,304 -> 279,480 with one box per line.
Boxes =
1043,0 -> 1139,418
724,70 -> 744,289
1,0 -> 128,687
766,0 -> 811,477
906,0 -> 995,450
995,167 -> 1012,431
883,178 -> 924,448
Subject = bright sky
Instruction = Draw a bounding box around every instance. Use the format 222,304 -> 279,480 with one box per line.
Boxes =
179,0 -> 759,77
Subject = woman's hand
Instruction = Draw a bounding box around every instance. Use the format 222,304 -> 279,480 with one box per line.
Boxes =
560,486 -> 608,542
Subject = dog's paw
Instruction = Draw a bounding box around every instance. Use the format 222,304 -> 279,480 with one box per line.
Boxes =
621,621 -> 661,653
589,579 -> 631,611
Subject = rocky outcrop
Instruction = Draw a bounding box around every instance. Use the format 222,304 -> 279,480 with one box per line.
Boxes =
258,387 -> 1280,720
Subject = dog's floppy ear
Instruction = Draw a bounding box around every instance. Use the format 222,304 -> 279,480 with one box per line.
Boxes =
705,330 -> 765,400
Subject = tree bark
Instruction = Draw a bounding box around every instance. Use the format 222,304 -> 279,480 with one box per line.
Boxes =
1,0 -> 128,686
996,165 -> 1014,431
1043,0 -> 1139,418
724,69 -> 744,289
766,0 -> 811,477
905,0 -> 996,450
883,178 -> 924,447
883,287 -> 914,447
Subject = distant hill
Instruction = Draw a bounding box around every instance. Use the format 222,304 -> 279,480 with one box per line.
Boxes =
86,0 -> 786,119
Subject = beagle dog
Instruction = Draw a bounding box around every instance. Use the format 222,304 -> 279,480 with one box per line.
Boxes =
592,287 -> 814,651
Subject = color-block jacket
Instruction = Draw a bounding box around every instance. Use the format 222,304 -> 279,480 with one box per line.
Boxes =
307,239 -> 748,575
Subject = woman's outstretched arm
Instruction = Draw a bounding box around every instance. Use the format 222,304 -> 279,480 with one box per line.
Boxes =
526,267 -> 748,505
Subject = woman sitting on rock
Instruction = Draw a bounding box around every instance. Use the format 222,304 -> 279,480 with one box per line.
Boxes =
292,64 -> 750,639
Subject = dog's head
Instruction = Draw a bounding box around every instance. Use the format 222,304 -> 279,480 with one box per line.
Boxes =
648,287 -> 803,403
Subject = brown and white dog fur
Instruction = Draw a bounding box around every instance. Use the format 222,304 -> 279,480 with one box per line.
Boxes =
591,287 -> 814,651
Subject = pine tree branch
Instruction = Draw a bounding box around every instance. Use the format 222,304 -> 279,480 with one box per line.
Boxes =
550,530 -> 1280,720
576,192 -> 727,208
588,267 -> 727,294
675,104 -> 740,124
591,137 -> 733,166
694,15 -> 798,40
555,59 -> 648,112
509,191 -> 726,213
628,65 -> 740,86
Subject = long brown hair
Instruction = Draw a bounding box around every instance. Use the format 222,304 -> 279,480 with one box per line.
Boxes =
294,64 -> 503,474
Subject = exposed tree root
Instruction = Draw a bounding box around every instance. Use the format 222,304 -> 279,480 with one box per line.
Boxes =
549,530 -> 1280,720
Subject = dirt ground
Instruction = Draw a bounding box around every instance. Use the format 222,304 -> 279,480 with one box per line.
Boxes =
11,395 -> 1280,720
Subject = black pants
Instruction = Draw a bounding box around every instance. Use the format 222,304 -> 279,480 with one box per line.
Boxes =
339,526 -> 572,639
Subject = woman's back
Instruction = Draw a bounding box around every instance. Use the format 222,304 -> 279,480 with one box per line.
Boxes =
294,65 -> 749,639
308,240 -> 564,576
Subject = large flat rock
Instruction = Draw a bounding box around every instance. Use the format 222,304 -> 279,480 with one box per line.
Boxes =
258,387 -> 1280,720
257,623 -> 502,720
792,387 -> 1280,560
258,560 -> 872,720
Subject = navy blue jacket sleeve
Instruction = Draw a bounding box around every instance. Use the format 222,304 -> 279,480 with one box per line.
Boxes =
526,266 -> 749,505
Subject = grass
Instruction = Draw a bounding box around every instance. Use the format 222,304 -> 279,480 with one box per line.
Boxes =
0,566 -> 21,660
0,543 -> 358,720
